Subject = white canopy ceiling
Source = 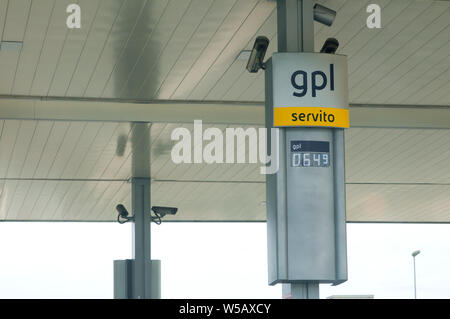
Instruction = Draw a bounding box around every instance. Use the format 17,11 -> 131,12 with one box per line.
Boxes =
0,0 -> 449,222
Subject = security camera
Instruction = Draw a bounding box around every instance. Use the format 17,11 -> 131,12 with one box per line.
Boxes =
116,204 -> 178,225
116,204 -> 134,224
151,206 -> 178,218
313,4 -> 336,26
116,204 -> 129,218
246,36 -> 270,73
320,38 -> 339,54
151,206 -> 178,225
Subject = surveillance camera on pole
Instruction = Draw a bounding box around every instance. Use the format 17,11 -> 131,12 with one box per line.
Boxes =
320,38 -> 339,54
151,206 -> 178,225
116,204 -> 134,224
313,3 -> 336,26
116,204 -> 178,224
246,36 -> 270,73
151,206 -> 178,218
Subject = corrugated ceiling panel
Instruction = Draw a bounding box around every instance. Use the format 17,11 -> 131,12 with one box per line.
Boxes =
0,0 -> 7,37
28,0 -> 73,95
0,0 -> 31,94
186,0 -> 274,100
82,1 -> 147,97
11,0 -> 55,95
2,0 -> 31,41
46,0 -> 102,96
349,1 -> 448,102
153,0 -> 239,99
0,120 -> 21,177
0,121 -> 449,222
100,0 -> 172,99
151,181 -> 266,221
346,128 -> 450,184
64,0 -> 124,97
170,0 -> 261,99
0,0 -> 448,106
347,184 -> 450,223
128,0 -> 214,100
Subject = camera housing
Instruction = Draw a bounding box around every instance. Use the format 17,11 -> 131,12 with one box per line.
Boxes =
313,4 -> 336,26
116,204 -> 135,224
151,206 -> 178,218
246,36 -> 270,73
116,204 -> 130,218
320,38 -> 339,54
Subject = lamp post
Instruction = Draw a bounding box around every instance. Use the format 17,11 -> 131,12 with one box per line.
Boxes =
411,250 -> 420,299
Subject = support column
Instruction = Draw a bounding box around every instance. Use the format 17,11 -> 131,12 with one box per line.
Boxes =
113,123 -> 160,299
131,123 -> 152,299
277,0 -> 314,52
283,283 -> 320,299
277,0 -> 319,299
131,177 -> 152,299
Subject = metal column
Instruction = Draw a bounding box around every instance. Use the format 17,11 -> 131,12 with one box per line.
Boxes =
278,0 -> 318,299
131,177 -> 152,298
131,123 -> 152,299
114,123 -> 159,299
282,282 -> 319,299
277,0 -> 314,53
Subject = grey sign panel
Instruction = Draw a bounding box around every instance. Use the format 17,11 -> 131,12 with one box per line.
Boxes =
265,57 -> 347,285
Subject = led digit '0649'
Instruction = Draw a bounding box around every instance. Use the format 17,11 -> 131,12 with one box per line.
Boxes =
291,152 -> 330,167
290,140 -> 330,168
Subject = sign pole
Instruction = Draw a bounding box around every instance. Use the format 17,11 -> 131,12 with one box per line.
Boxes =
130,123 -> 153,299
279,0 -> 319,299
113,123 -> 161,299
266,0 -> 348,299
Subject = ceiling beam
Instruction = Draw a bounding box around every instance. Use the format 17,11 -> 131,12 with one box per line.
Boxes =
0,96 -> 450,129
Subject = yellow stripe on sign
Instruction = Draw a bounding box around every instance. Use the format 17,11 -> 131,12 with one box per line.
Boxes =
274,107 -> 349,128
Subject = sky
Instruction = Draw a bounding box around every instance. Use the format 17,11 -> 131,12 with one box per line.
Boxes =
0,221 -> 449,299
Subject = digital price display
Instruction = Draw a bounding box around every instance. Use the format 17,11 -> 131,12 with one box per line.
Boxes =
290,140 -> 330,167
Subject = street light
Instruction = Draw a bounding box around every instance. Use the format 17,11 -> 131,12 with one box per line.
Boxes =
411,250 -> 421,299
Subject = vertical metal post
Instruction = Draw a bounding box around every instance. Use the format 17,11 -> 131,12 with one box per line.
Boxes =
411,250 -> 420,299
277,0 -> 319,299
277,0 -> 314,52
413,256 -> 417,299
283,282 -> 319,299
131,178 -> 151,298
113,123 -> 159,299
131,123 -> 152,299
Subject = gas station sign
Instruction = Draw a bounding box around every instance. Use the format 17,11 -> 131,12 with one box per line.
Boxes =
269,53 -> 349,128
265,52 -> 348,287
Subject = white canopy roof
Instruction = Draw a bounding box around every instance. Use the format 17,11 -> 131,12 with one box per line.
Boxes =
0,0 -> 449,222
